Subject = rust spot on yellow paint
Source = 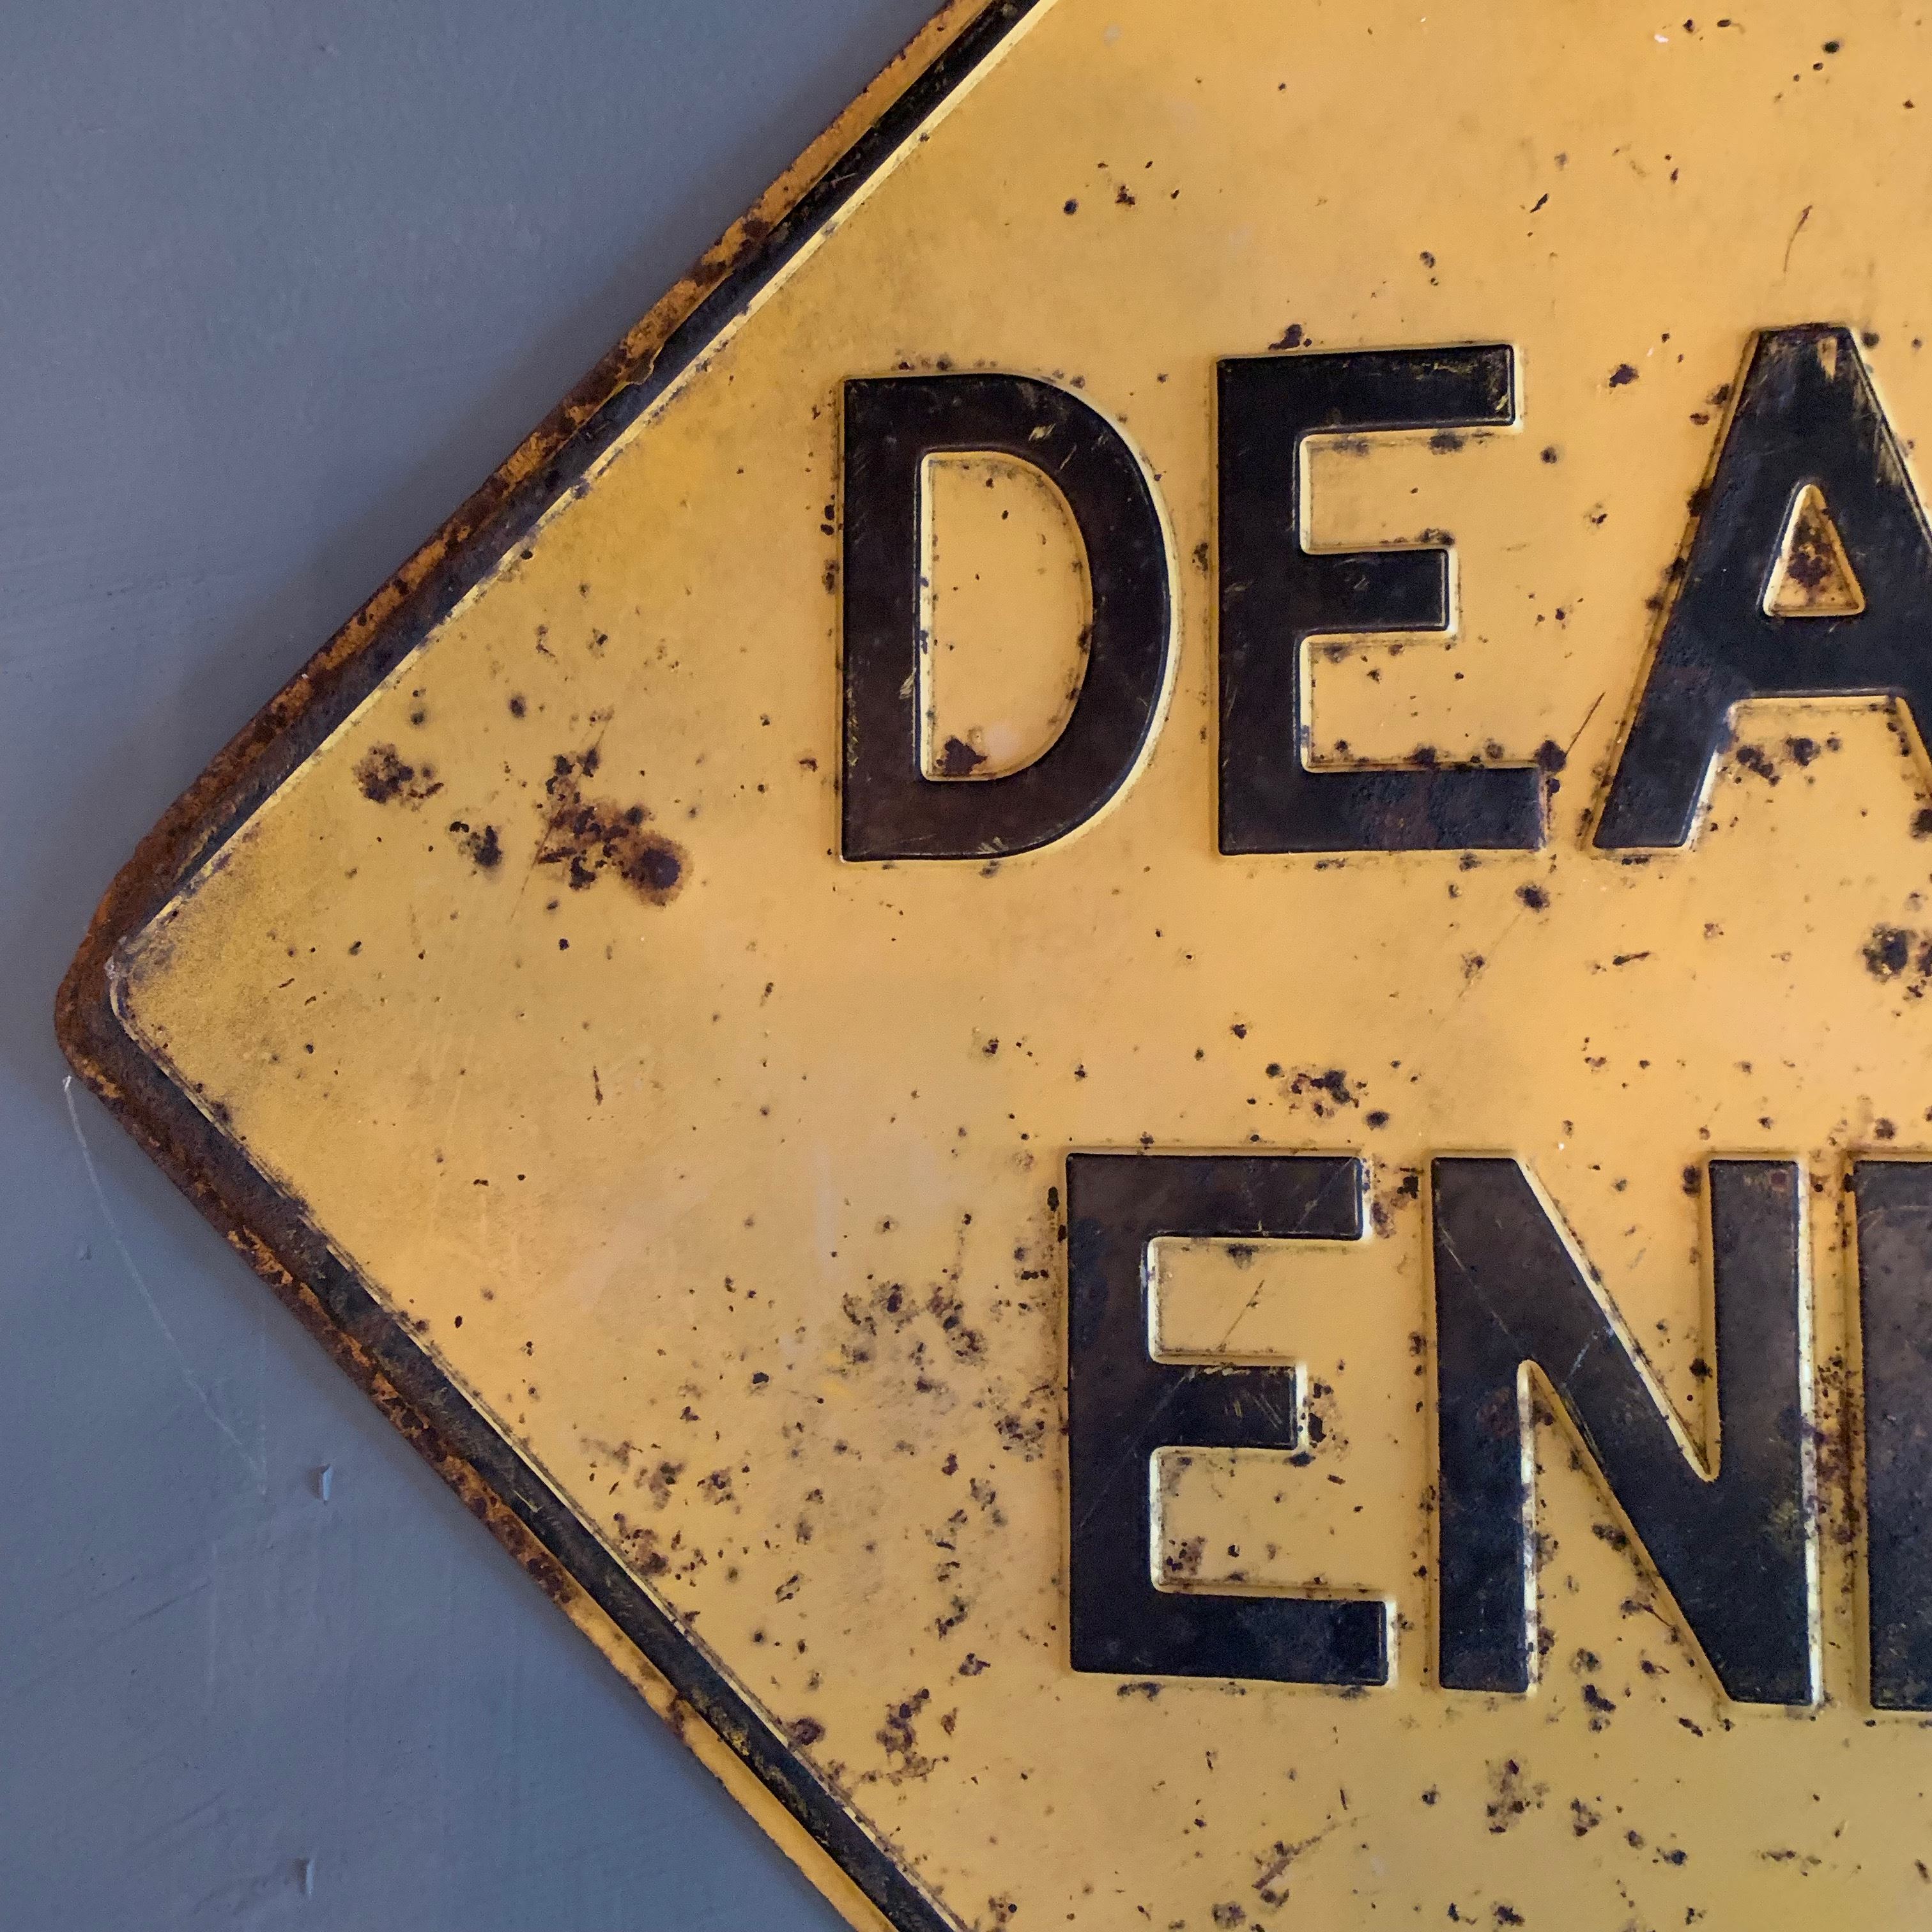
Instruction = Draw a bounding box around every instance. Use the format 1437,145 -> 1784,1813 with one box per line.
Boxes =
353,742 -> 442,807
537,748 -> 686,903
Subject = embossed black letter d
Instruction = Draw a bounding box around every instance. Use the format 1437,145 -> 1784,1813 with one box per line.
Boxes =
841,376 -> 1170,861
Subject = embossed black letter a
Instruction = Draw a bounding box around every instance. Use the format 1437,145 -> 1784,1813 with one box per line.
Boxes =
1598,325 -> 1932,847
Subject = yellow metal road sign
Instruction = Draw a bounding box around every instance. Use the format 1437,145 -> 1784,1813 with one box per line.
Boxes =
57,1 -> 1932,1924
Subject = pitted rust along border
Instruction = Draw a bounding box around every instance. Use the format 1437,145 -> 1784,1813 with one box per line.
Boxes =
54,6 -> 1041,1928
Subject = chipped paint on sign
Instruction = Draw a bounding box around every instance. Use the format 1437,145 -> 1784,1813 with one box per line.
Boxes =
56,1 -> 1932,1927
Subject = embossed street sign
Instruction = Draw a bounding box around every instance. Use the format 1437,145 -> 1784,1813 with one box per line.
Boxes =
58,1 -> 1932,1925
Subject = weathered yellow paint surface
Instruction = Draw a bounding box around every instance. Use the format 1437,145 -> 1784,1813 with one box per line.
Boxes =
96,1 -> 1932,1924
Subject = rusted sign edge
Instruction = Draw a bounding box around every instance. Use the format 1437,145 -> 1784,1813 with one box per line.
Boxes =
54,6 -> 1041,1928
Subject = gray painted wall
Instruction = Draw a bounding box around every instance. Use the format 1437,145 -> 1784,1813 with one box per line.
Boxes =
1,4 -> 935,1925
